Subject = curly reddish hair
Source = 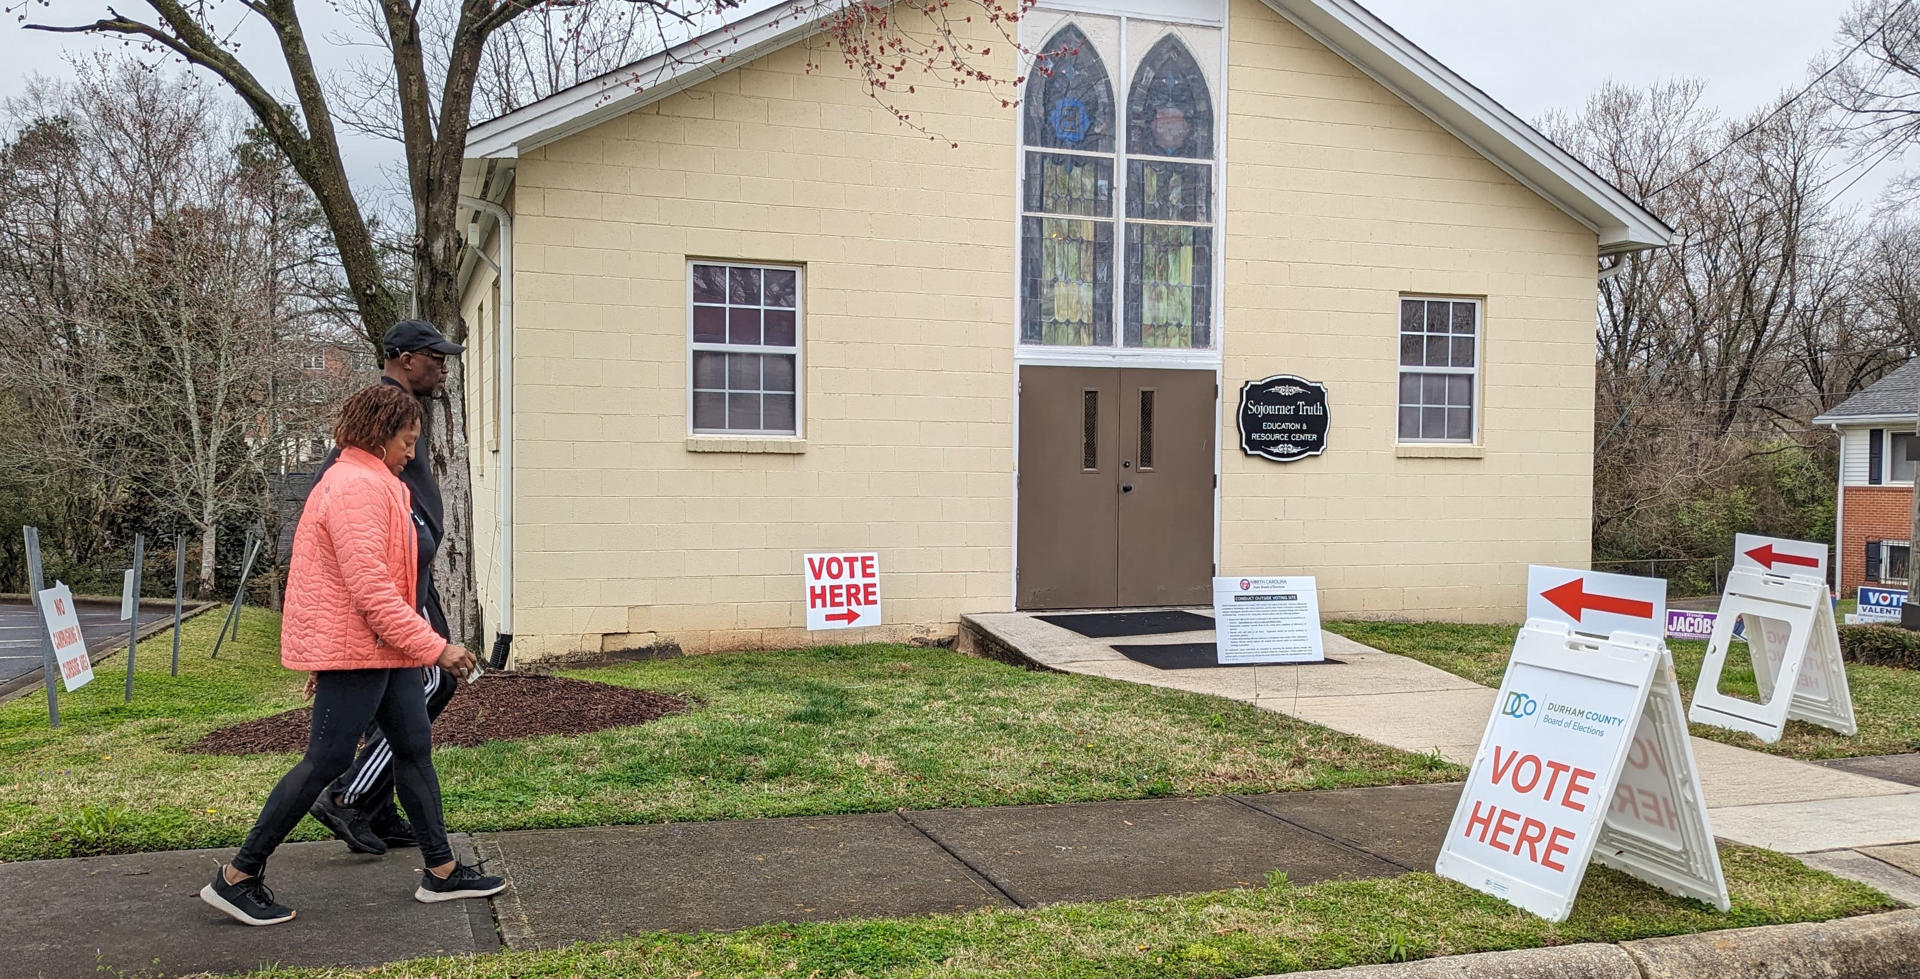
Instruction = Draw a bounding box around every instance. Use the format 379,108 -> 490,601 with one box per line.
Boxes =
333,384 -> 423,456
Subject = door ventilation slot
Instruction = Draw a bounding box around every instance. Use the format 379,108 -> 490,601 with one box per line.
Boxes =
1139,390 -> 1155,470
1082,390 -> 1099,471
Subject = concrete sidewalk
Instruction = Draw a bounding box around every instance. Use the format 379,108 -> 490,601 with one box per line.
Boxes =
962,612 -> 1920,904
5,783 -> 1460,978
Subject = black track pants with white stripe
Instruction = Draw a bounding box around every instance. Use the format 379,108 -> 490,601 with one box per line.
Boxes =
330,663 -> 458,809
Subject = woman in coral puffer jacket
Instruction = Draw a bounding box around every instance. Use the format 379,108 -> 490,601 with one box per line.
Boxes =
200,384 -> 505,926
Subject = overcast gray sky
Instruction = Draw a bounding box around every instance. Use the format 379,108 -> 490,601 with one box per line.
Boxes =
0,0 -> 1890,206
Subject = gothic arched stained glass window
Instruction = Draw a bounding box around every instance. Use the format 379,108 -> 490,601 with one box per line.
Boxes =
1124,34 -> 1213,349
1020,24 -> 1118,346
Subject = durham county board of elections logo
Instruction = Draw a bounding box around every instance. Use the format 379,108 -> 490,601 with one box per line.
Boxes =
1502,692 -> 1539,719
1240,579 -> 1251,590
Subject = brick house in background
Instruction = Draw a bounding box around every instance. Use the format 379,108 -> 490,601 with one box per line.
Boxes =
1813,358 -> 1920,596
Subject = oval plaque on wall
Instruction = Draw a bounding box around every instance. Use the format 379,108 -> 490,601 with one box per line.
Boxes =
1238,375 -> 1329,463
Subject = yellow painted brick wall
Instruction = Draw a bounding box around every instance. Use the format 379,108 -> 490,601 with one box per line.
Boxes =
1219,0 -> 1597,621
503,10 -> 1017,659
478,0 -> 1605,657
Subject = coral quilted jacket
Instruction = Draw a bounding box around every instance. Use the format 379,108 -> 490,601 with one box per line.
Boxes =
282,447 -> 445,671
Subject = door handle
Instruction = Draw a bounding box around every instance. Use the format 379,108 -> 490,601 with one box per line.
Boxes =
1121,483 -> 1134,493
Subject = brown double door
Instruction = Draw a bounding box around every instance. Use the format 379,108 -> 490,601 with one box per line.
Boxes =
1017,366 -> 1215,610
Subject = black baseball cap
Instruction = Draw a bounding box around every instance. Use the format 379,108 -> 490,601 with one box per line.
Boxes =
382,319 -> 465,358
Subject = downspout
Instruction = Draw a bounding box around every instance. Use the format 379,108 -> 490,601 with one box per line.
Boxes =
461,194 -> 515,668
1598,253 -> 1627,282
1830,422 -> 1844,601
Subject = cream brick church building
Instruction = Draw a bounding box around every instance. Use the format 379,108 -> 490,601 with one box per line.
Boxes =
454,0 -> 1669,661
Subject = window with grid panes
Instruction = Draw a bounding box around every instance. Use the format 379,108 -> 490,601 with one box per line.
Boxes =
1019,17 -> 1217,350
1397,298 -> 1479,442
689,262 -> 800,435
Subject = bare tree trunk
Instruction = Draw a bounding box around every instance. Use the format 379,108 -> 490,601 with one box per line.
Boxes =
198,521 -> 217,599
428,360 -> 479,647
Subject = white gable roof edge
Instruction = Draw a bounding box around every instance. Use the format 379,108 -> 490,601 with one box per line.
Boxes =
1264,0 -> 1672,254
466,0 -> 1673,254
466,3 -> 824,160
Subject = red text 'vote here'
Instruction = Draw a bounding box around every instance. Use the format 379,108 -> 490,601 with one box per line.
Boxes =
1461,746 -> 1600,873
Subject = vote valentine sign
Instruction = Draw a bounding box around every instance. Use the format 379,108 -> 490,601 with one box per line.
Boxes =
804,552 -> 881,631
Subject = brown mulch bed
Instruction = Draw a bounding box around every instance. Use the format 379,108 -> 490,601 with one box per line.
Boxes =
184,672 -> 691,755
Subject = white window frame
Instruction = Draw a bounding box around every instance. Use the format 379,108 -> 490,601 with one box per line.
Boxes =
1888,430 -> 1917,485
1013,9 -> 1225,366
1396,295 -> 1483,445
1875,539 -> 1911,585
685,260 -> 805,439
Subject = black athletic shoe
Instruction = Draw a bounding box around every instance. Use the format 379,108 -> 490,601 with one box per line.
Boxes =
368,802 -> 418,849
309,793 -> 386,855
200,866 -> 295,926
415,860 -> 507,903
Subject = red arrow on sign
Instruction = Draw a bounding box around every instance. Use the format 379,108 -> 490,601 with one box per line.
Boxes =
1541,578 -> 1654,623
825,609 -> 861,625
1745,543 -> 1820,571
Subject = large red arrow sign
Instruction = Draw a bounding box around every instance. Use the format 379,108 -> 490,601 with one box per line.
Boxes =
1745,543 -> 1820,571
1541,578 -> 1654,623
824,609 -> 861,625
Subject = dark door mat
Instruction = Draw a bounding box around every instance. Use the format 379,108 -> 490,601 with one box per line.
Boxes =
1113,642 -> 1343,670
1036,610 -> 1214,638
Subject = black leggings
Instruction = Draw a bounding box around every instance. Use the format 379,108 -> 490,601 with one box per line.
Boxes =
233,668 -> 452,875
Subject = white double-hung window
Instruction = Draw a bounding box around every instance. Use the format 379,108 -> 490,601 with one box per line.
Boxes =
688,261 -> 801,436
1397,297 -> 1481,443
1019,12 -> 1220,351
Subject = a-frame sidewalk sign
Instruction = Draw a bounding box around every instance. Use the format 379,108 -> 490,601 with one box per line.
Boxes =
1436,565 -> 1729,922
1689,534 -> 1855,743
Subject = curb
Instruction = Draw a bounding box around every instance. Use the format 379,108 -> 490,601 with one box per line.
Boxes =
1265,909 -> 1920,979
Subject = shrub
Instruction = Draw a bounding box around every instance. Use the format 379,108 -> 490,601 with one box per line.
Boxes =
1837,624 -> 1920,670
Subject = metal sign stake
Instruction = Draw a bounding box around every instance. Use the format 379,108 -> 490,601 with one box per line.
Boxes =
171,534 -> 185,676
125,533 -> 144,702
23,526 -> 58,728
211,533 -> 260,659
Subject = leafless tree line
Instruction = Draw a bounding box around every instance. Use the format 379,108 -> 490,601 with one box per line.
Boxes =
1546,0 -> 1920,577
0,61 -> 371,596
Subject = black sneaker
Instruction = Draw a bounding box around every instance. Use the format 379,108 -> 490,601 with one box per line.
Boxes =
309,793 -> 386,855
367,801 -> 418,849
415,860 -> 506,903
200,866 -> 295,926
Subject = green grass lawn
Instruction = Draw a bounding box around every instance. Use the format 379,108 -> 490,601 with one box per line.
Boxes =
0,609 -> 1459,862
1327,621 -> 1920,759
241,845 -> 1891,979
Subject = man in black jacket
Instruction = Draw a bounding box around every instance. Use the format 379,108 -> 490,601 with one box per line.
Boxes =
306,320 -> 465,855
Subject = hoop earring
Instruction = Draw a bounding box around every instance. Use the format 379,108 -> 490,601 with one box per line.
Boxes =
377,445 -> 389,463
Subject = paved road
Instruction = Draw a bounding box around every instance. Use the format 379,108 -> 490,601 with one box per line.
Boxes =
0,599 -> 142,687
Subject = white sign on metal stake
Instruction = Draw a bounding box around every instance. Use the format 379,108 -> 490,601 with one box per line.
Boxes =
120,569 -> 136,621
804,552 -> 881,631
1732,533 -> 1828,579
1690,568 -> 1856,742
38,582 -> 95,692
1436,621 -> 1728,921
1213,576 -> 1324,664
1525,566 -> 1668,642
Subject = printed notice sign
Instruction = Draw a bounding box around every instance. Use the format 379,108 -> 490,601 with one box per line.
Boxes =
1213,576 -> 1324,664
37,582 -> 94,692
804,552 -> 881,631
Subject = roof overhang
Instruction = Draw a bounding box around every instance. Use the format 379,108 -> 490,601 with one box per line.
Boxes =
464,0 -> 1673,256
1810,412 -> 1917,427
465,2 -> 823,161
